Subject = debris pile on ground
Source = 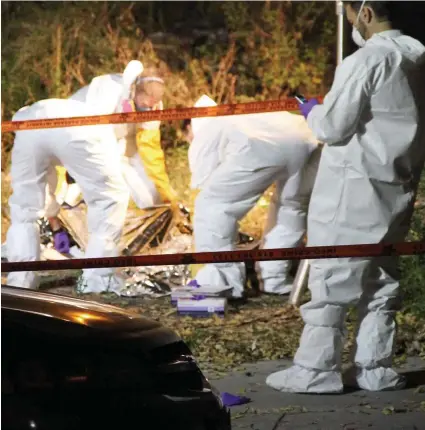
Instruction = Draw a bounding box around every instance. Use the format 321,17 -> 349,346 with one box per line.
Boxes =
121,264 -> 191,298
120,233 -> 193,298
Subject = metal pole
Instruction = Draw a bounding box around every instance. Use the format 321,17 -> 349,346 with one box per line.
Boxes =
288,258 -> 310,305
289,1 -> 345,307
336,0 -> 345,66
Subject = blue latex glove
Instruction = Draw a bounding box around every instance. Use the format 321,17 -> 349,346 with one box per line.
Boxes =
299,98 -> 319,119
53,230 -> 70,254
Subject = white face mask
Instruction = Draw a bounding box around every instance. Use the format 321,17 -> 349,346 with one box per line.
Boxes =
351,0 -> 367,47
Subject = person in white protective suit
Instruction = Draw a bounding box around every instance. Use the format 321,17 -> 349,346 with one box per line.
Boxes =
69,61 -> 179,210
6,99 -> 130,293
266,0 -> 425,394
183,95 -> 322,299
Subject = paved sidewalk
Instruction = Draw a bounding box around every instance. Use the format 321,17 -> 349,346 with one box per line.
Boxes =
209,357 -> 425,430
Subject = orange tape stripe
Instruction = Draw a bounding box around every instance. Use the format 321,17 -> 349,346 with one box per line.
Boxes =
2,241 -> 424,273
1,97 -> 324,133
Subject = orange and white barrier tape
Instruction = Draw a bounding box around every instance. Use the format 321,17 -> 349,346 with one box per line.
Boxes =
2,241 -> 424,273
1,97 -> 324,133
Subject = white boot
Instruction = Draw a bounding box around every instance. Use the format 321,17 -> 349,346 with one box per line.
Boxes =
266,364 -> 344,394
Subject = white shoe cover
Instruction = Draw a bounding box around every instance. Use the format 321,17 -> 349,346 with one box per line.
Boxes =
195,264 -> 245,298
260,274 -> 293,295
344,366 -> 406,391
263,281 -> 292,295
77,273 -> 125,295
266,364 -> 344,394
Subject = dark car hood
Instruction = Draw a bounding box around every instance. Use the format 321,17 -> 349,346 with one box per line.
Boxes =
1,285 -> 180,348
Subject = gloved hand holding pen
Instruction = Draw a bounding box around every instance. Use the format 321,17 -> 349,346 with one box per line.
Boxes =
298,98 -> 319,119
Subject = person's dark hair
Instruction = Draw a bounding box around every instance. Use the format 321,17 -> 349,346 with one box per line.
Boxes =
182,118 -> 191,131
345,1 -> 391,22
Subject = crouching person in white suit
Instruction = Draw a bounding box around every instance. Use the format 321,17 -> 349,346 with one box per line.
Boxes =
183,95 -> 322,299
6,99 -> 130,294
70,61 -> 177,210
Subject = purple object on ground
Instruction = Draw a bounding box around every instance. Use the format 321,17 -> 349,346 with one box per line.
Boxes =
221,392 -> 251,407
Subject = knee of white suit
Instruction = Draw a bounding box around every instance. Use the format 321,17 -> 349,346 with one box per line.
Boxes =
307,258 -> 368,306
194,198 -> 238,251
85,185 -> 129,242
9,189 -> 45,224
82,161 -> 129,206
192,194 -> 246,296
84,233 -> 121,259
104,175 -> 130,203
82,185 -> 129,288
257,244 -> 293,294
258,200 -> 307,294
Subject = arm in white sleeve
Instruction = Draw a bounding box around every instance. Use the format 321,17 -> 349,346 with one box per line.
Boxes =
307,54 -> 371,145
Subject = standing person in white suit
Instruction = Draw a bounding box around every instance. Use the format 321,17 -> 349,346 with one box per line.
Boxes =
266,0 -> 425,394
183,95 -> 322,299
6,99 -> 130,294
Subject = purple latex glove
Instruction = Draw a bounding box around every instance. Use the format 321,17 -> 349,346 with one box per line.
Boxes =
299,98 -> 319,119
54,231 -> 70,254
187,279 -> 201,288
221,392 -> 251,407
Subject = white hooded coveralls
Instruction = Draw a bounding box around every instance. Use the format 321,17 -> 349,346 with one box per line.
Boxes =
69,61 -> 162,208
6,99 -> 130,293
266,30 -> 425,393
190,96 -> 321,297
